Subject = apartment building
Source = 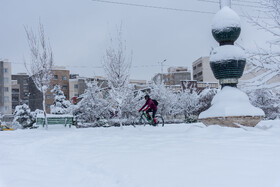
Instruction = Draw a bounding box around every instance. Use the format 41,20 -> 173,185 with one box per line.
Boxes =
69,74 -> 109,104
11,80 -> 20,112
45,67 -> 70,113
11,73 -> 30,106
152,66 -> 191,86
192,57 -> 217,83
0,60 -> 12,114
129,79 -> 147,90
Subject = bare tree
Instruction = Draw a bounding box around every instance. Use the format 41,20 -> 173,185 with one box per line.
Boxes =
103,26 -> 132,127
243,0 -> 280,90
24,22 -> 54,129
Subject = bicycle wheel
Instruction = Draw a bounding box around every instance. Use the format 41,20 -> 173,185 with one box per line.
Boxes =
155,114 -> 164,127
139,115 -> 148,126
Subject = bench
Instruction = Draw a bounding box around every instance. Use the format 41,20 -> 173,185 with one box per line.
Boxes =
36,114 -> 74,128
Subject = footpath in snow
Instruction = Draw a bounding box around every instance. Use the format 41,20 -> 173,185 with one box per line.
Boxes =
0,120 -> 280,187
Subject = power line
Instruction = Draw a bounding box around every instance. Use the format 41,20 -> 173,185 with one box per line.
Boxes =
92,0 -> 216,15
232,0 -> 259,5
92,0 -> 269,19
197,0 -> 263,9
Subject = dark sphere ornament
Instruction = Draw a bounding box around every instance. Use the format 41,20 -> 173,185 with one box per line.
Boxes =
210,59 -> 246,79
212,27 -> 241,45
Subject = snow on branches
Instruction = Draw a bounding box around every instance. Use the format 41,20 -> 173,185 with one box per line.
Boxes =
13,104 -> 36,129
24,22 -> 54,129
74,80 -> 110,123
50,85 -> 71,115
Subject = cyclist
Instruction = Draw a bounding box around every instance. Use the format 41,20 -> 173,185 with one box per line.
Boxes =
138,95 -> 158,124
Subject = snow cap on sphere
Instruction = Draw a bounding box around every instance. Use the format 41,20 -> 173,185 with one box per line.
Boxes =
212,6 -> 241,31
210,45 -> 246,62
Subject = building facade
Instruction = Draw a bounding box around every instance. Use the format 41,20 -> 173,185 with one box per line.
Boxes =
45,67 -> 70,113
28,77 -> 43,111
11,80 -> 20,113
69,74 -> 109,104
152,66 -> 191,87
0,60 -> 12,114
11,73 -> 30,106
192,57 -> 217,83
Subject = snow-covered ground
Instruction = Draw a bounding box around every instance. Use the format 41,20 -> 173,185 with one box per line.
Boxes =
1,121 -> 280,187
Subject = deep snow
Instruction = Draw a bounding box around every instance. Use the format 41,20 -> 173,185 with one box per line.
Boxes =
199,86 -> 264,118
1,121 -> 280,187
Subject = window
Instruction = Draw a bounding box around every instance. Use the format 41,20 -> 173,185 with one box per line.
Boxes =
4,87 -> 9,92
194,75 -> 197,78
74,84 -> 78,89
197,63 -> 202,67
4,96 -> 9,102
12,89 -> 19,94
4,77 -> 9,83
46,94 -> 52,99
53,75 -> 58,80
23,85 -> 28,91
193,66 -> 196,70
46,104 -> 51,109
198,72 -> 202,76
23,79 -> 28,84
5,106 -> 9,111
74,94 -> 79,97
4,68 -> 8,73
62,85 -> 68,90
62,76 -> 67,80
12,97 -> 19,101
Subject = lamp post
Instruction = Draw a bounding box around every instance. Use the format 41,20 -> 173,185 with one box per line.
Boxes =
158,59 -> 167,83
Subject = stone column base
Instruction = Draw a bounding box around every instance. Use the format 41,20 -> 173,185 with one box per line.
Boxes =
199,116 -> 263,128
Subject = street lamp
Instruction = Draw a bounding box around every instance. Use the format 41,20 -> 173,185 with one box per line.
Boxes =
158,59 -> 167,83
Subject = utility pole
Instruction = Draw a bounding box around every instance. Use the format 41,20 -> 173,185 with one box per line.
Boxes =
219,0 -> 231,8
158,59 -> 167,83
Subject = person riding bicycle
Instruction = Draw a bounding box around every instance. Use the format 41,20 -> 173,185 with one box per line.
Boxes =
138,95 -> 157,124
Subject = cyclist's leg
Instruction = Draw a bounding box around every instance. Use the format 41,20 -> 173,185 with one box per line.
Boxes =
146,108 -> 152,119
152,109 -> 157,125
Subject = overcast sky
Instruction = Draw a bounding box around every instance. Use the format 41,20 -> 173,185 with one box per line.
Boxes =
0,0 -> 272,80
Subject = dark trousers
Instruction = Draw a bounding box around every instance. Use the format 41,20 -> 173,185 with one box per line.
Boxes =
146,108 -> 157,119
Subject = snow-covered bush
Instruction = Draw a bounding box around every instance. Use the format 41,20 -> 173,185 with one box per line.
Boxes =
247,88 -> 280,120
176,89 -> 200,120
197,88 -> 218,115
73,80 -> 111,124
121,88 -> 145,122
149,81 -> 175,117
13,104 -> 36,129
184,114 -> 198,124
50,85 -> 71,115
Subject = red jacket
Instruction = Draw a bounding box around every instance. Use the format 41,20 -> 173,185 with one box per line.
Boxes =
139,98 -> 157,111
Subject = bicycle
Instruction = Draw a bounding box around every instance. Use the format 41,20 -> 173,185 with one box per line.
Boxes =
138,110 -> 164,127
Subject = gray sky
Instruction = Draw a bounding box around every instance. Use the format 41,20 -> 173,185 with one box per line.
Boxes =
0,0 -> 272,80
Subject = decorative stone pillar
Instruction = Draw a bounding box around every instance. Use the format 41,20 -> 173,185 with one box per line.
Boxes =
198,6 -> 264,127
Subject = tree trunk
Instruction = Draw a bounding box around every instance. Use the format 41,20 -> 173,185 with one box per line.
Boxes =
43,92 -> 48,130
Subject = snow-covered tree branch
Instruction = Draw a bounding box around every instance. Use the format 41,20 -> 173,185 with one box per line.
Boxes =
24,22 -> 54,129
243,0 -> 280,90
103,26 -> 132,127
50,85 -> 71,115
